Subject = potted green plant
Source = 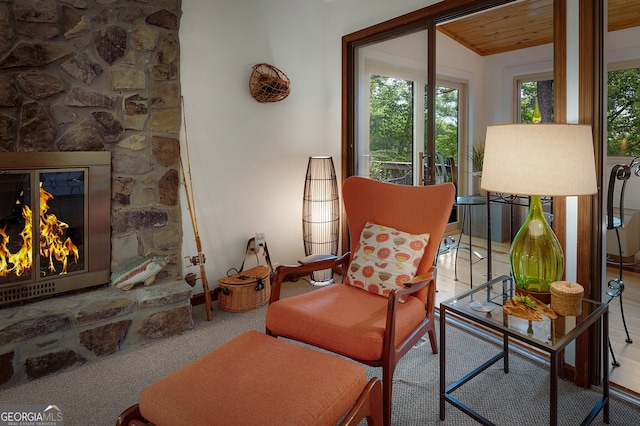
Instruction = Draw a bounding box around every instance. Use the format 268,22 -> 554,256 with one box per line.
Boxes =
472,143 -> 484,174
471,143 -> 485,195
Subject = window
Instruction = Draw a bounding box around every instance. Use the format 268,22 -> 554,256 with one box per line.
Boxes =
516,74 -> 554,123
363,61 -> 465,189
607,64 -> 640,157
367,74 -> 415,184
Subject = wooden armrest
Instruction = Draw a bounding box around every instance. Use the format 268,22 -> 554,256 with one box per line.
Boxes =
299,253 -> 339,264
408,271 -> 434,286
269,253 -> 351,303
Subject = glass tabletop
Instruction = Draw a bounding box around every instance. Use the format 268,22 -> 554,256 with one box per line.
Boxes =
440,275 -> 607,353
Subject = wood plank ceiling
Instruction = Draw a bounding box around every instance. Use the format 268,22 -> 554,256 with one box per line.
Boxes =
437,0 -> 640,56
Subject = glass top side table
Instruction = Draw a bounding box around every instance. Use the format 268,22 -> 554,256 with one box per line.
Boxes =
439,275 -> 609,426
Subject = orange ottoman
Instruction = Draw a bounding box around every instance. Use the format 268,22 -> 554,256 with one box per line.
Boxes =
117,330 -> 382,426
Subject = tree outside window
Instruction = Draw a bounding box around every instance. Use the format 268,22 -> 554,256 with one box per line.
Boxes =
608,67 -> 640,157
519,79 -> 554,123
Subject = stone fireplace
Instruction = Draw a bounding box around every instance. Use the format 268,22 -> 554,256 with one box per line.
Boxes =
0,0 -> 192,388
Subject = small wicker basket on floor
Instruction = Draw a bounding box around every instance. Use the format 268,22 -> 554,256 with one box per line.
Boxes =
249,63 -> 290,103
550,281 -> 584,316
218,265 -> 271,312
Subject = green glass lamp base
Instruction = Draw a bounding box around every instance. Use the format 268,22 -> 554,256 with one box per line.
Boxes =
510,195 -> 563,296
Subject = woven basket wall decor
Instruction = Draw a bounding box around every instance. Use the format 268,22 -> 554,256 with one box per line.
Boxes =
249,63 -> 290,103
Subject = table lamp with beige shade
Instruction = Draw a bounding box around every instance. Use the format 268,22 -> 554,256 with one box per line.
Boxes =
481,124 -> 597,303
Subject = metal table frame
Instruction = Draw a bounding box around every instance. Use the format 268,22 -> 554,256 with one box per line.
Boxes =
439,275 -> 610,426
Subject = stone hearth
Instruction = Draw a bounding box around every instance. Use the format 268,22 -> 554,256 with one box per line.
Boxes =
0,0 -> 191,389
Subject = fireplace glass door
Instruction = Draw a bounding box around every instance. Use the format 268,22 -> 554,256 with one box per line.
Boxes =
0,169 -> 86,286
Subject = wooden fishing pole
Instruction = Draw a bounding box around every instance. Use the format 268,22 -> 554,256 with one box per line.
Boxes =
180,97 -> 213,320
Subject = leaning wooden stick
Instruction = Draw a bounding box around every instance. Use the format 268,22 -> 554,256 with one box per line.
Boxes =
180,97 -> 213,320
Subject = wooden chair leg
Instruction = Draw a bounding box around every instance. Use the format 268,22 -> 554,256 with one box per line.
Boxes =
426,323 -> 438,354
382,364 -> 395,426
340,378 -> 383,426
116,404 -> 151,426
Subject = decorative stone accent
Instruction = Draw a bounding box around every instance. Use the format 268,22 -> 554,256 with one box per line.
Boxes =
152,136 -> 180,166
112,152 -> 155,174
15,0 -> 59,41
55,119 -> 105,151
0,42 -> 71,68
117,7 -> 146,25
111,208 -> 169,233
137,282 -> 192,308
79,320 -> 132,356
158,169 -> 180,206
76,298 -> 133,324
61,54 -> 103,84
113,176 -> 135,205
109,63 -> 146,90
61,5 -> 92,40
123,94 -> 149,130
25,349 -> 86,380
94,25 -> 127,65
132,24 -> 160,51
50,104 -> 76,125
16,70 -> 64,100
0,78 -> 18,106
151,81 -> 180,108
138,305 -> 192,339
92,110 -> 124,142
150,34 -> 179,80
136,187 -> 156,205
16,102 -> 56,151
146,9 -> 178,30
0,0 -> 186,390
0,5 -> 15,56
66,86 -> 115,107
0,352 -> 13,385
118,134 -> 147,151
0,314 -> 71,346
151,228 -> 182,252
149,109 -> 180,133
0,114 -> 13,144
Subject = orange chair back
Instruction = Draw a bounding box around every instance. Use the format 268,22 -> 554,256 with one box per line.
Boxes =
342,177 -> 456,300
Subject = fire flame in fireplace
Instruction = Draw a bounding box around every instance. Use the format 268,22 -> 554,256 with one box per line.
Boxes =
0,186 -> 79,278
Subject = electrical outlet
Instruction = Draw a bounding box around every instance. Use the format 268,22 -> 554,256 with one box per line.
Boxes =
255,232 -> 266,248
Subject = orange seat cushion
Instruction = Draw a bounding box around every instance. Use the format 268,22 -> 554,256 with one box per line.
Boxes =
138,330 -> 367,426
265,284 -> 426,361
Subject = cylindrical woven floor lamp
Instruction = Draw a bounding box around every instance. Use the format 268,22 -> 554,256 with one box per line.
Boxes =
302,156 -> 339,285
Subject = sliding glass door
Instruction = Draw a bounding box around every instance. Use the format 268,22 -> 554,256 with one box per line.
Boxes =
359,55 -> 464,192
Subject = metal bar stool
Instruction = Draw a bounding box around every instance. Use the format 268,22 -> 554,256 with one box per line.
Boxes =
454,195 -> 487,288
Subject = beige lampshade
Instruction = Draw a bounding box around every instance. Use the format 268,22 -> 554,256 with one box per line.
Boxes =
480,124 -> 597,196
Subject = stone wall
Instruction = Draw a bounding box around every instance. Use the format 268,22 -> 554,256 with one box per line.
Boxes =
0,0 -> 193,389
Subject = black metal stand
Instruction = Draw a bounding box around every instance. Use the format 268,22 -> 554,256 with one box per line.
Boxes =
605,159 -> 638,366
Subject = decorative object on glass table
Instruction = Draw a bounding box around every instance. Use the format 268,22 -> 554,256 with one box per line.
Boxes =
550,281 -> 584,316
481,124 -> 597,304
503,294 -> 558,321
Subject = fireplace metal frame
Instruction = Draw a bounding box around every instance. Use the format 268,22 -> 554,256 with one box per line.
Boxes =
0,152 -> 111,306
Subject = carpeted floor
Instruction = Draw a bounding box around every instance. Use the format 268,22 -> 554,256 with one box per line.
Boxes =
1,279 -> 639,425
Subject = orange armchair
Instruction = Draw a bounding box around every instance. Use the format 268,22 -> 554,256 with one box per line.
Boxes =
266,176 -> 455,425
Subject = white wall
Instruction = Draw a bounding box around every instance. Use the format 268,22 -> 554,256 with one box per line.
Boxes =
180,0 -> 329,278
179,0 -> 439,283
